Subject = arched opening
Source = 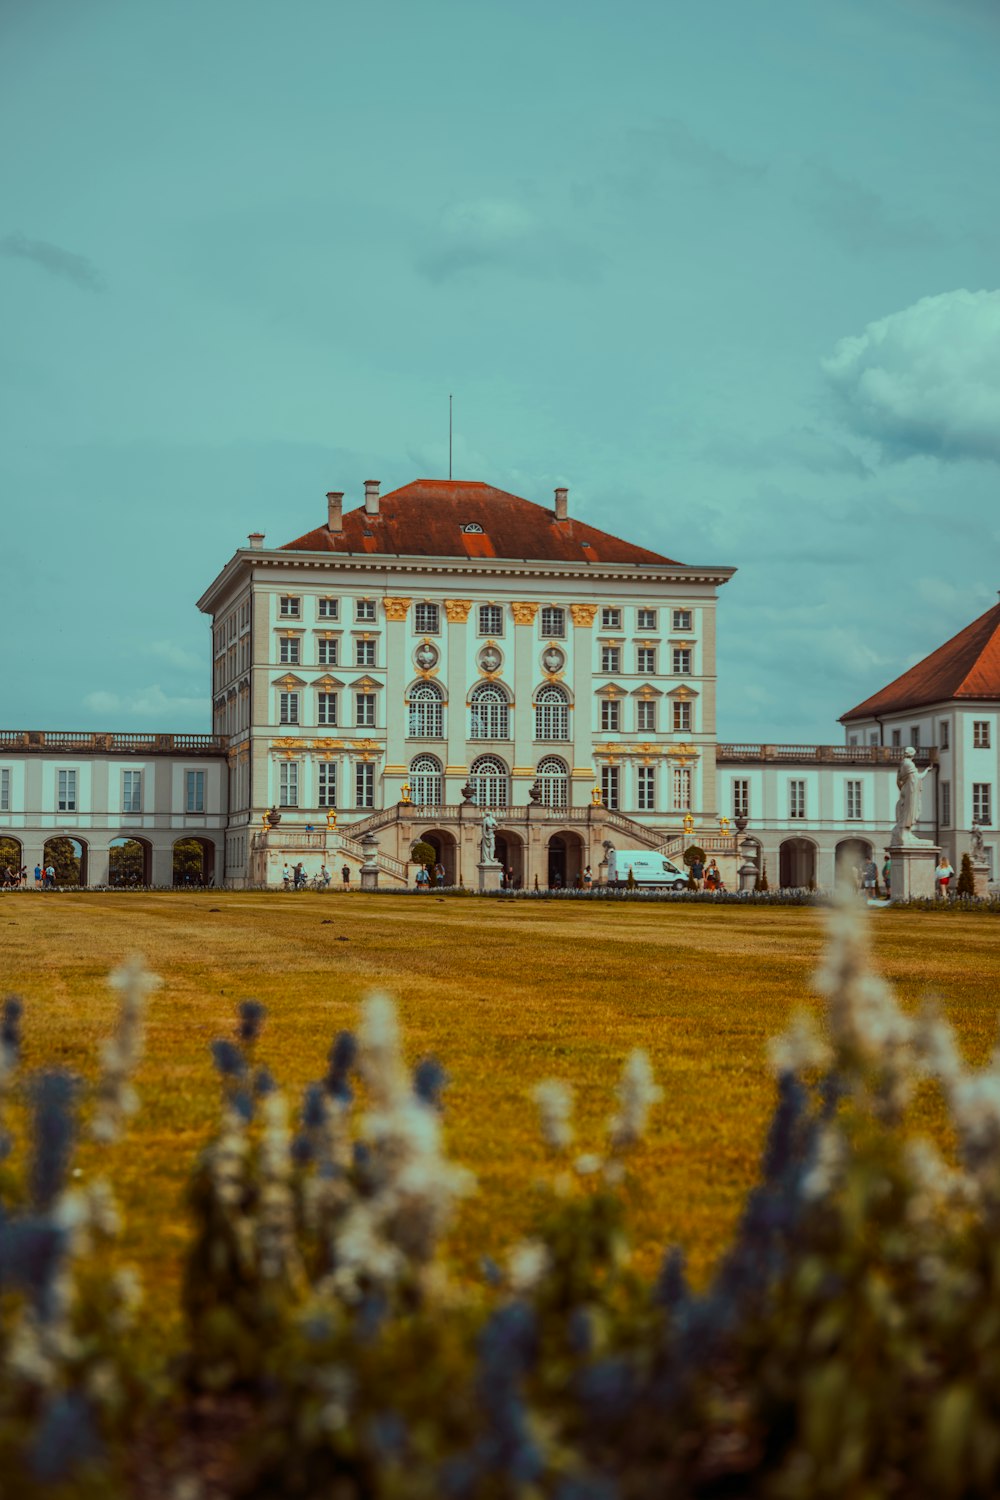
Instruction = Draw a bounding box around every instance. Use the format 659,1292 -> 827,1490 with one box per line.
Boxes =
535,684 -> 569,741
469,754 -> 509,808
779,837 -> 817,890
835,838 -> 874,890
109,837 -> 152,887
547,830 -> 586,889
536,755 -> 569,809
469,683 -> 511,741
0,836 -> 23,887
408,681 -> 445,739
409,754 -> 443,807
43,836 -> 87,887
416,829 -> 458,886
494,830 -> 525,890
173,836 -> 215,887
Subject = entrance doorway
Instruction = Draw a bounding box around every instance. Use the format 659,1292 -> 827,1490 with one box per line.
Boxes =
546,831 -> 585,889
109,837 -> 152,886
779,837 -> 817,890
417,829 -> 458,886
173,837 -> 215,886
494,831 -> 525,889
43,837 -> 87,886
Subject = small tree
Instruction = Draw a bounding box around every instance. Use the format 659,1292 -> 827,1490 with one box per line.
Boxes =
683,844 -> 706,869
956,852 -> 976,898
755,861 -> 770,893
626,866 -> 638,891
410,840 -> 436,870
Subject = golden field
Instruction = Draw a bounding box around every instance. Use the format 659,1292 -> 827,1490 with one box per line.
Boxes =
2,891 -> 998,1347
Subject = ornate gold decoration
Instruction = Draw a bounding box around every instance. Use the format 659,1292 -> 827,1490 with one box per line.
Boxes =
382,597 -> 412,621
312,737 -> 343,750
326,807 -> 338,830
591,787 -> 603,806
400,782 -> 412,804
719,816 -> 731,835
276,674 -> 301,690
444,599 -> 472,623
511,601 -> 539,625
683,812 -> 695,836
272,736 -> 299,750
570,603 -> 599,627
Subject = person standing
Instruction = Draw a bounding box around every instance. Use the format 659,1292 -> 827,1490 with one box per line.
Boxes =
704,858 -> 721,892
935,854 -> 954,900
320,864 -> 331,887
582,865 -> 593,890
690,856 -> 704,892
45,863 -> 56,889
341,864 -> 351,887
415,866 -> 430,891
281,863 -> 291,890
34,863 -> 42,889
861,856 -> 878,900
881,851 -> 892,899
434,861 -> 445,888
293,862 -> 305,889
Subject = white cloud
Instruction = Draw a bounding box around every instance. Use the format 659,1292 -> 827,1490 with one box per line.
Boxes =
146,639 -> 204,673
823,289 -> 1000,462
83,685 -> 208,720
415,195 -> 602,283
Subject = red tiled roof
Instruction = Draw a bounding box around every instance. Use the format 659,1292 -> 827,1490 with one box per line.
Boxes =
842,601 -> 1000,721
281,480 -> 681,565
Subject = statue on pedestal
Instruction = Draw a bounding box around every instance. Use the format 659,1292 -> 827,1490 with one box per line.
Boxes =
890,747 -> 933,846
480,808 -> 497,863
971,821 -> 986,862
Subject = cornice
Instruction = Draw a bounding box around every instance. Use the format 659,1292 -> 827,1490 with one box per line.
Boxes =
196,547 -> 736,613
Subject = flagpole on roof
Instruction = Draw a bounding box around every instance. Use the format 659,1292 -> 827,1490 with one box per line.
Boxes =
449,393 -> 453,480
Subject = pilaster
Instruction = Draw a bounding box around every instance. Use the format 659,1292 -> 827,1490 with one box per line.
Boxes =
570,603 -> 597,806
511,602 -> 538,802
382,598 -> 411,803
444,600 -> 472,795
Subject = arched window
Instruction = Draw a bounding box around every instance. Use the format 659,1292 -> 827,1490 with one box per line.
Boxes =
470,755 -> 509,808
410,754 -> 443,807
409,681 -> 444,738
536,756 -> 568,809
470,683 -> 510,740
535,684 -> 569,740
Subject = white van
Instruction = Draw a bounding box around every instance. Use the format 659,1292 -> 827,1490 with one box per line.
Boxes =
606,849 -> 688,890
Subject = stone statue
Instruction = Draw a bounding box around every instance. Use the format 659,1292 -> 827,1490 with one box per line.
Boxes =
971,821 -> 986,862
890,747 -> 933,846
480,807 -> 498,863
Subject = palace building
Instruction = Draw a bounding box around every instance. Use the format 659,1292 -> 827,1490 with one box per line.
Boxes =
1,476 -> 997,891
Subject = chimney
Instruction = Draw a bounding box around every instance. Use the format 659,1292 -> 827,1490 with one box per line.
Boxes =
326,491 -> 344,533
554,487 -> 568,521
364,479 -> 380,516
248,532 -> 265,550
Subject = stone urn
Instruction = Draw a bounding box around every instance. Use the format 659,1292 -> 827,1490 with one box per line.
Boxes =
265,806 -> 282,828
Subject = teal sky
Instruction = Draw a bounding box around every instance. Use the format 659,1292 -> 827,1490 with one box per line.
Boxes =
3,0 -> 999,740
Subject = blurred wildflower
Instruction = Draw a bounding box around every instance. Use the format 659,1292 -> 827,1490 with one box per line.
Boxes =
508,1239 -> 550,1293
30,1071 -> 77,1212
414,1055 -> 448,1109
534,1078 -> 575,1153
92,955 -> 158,1144
238,998 -> 267,1044
608,1050 -> 662,1152
769,1011 -> 832,1077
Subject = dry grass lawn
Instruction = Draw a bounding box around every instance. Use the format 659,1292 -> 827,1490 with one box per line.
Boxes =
2,891 -> 998,1351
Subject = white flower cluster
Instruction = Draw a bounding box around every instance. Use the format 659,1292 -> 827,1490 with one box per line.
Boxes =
91,955 -> 159,1144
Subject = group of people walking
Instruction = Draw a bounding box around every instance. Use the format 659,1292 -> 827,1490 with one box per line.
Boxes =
2,864 -> 57,889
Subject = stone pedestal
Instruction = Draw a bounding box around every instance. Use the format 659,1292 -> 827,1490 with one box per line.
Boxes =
477,860 -> 503,893
972,860 -> 990,899
738,860 -> 758,893
360,831 -> 379,891
888,842 -> 940,901
360,866 -> 379,891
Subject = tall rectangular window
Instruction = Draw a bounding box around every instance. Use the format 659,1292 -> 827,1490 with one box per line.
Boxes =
940,720 -> 950,750
672,647 -> 692,675
122,770 -> 142,814
58,768 -> 77,812
185,770 -> 205,813
974,721 -> 991,748
356,694 -> 376,728
601,645 -> 620,673
601,608 -> 621,630
672,766 -> 691,811
637,765 -> 656,811
318,761 -> 336,807
317,597 -> 338,618
600,699 -> 620,732
279,692 -> 299,725
910,726 -> 921,748
891,729 -> 901,747
637,699 -> 656,732
279,761 -> 299,808
356,599 -> 376,622
846,780 -> 862,820
356,761 -> 375,807
789,780 -> 805,820
317,638 -> 338,666
637,647 -> 656,674
540,606 -> 565,637
733,779 -> 749,818
479,604 -> 504,636
941,781 -> 951,827
672,609 -> 692,631
637,608 -> 657,631
279,636 -> 300,664
279,596 -> 300,618
601,765 -> 620,809
672,700 -> 691,732
414,602 -> 440,633
973,783 -> 992,824
317,692 -> 338,726
355,638 -> 376,667
0,768 -> 8,812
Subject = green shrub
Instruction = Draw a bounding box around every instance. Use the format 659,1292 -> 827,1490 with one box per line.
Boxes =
410,840 -> 436,870
956,851 -> 976,898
